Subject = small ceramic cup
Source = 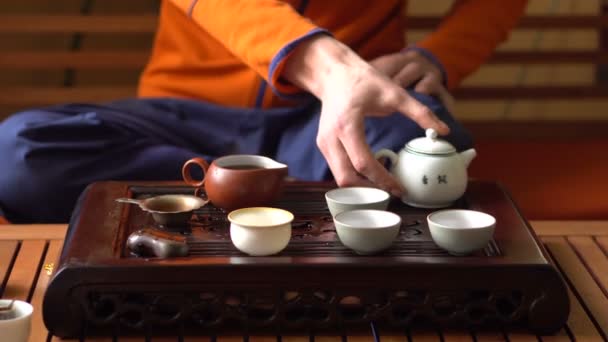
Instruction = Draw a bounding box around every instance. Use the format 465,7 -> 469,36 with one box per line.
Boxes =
334,209 -> 401,255
325,187 -> 390,218
0,299 -> 33,342
228,207 -> 294,256
427,209 -> 496,256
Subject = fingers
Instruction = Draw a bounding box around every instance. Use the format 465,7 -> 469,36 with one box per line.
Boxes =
383,86 -> 450,135
319,135 -> 372,187
369,53 -> 408,77
316,119 -> 374,188
317,110 -> 403,197
414,74 -> 456,115
337,111 -> 404,197
414,73 -> 442,95
393,65 -> 455,123
393,62 -> 424,88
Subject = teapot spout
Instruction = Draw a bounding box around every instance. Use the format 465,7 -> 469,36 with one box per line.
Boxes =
459,148 -> 477,168
258,156 -> 287,169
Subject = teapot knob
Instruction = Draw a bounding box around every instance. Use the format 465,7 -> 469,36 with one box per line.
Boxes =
425,128 -> 438,140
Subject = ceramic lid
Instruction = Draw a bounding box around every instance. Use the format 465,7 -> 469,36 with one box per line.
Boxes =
406,128 -> 456,155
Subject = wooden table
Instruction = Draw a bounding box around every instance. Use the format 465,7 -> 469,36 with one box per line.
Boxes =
1,221 -> 607,342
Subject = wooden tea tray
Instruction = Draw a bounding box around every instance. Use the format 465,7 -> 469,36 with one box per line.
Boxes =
43,180 -> 569,338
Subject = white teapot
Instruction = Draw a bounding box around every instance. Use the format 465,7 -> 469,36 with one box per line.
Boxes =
374,128 -> 477,208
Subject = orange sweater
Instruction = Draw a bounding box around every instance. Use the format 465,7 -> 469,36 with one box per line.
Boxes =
139,0 -> 527,108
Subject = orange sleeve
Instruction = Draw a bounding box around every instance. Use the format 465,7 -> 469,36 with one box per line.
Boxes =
168,0 -> 329,96
415,0 -> 528,89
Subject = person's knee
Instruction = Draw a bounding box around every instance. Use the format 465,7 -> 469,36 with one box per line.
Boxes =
0,111 -> 39,180
0,110 -> 74,222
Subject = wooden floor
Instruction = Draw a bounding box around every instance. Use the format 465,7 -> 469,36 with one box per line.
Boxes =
1,221 -> 607,341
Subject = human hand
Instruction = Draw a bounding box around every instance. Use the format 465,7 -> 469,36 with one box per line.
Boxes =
369,49 -> 455,114
282,35 -> 450,197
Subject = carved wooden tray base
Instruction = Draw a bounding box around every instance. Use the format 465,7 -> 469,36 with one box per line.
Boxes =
43,181 -> 569,338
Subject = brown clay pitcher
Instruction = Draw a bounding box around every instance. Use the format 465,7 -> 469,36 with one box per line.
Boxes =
182,154 -> 288,211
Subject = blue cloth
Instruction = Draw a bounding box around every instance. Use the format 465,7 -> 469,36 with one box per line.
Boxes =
0,92 -> 472,223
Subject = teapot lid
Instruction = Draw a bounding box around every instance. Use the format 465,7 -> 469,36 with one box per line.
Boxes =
406,128 -> 456,155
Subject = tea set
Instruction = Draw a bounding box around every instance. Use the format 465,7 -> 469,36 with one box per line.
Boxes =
117,129 -> 495,257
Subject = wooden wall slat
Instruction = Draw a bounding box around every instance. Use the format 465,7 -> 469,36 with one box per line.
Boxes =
0,51 -> 149,69
464,121 -> 608,141
2,240 -> 46,301
0,15 -> 158,33
407,16 -> 608,29
1,15 -> 605,33
488,51 -> 608,64
0,87 -> 136,106
453,86 -> 608,100
0,3 -> 607,122
1,51 -> 605,70
3,85 -> 608,109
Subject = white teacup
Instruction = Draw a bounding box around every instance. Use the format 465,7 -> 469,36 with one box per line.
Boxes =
427,209 -> 496,255
228,207 -> 294,256
325,187 -> 390,218
0,300 -> 33,342
334,209 -> 401,255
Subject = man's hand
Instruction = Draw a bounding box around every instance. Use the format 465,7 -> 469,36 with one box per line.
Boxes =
282,35 -> 450,197
369,49 -> 455,114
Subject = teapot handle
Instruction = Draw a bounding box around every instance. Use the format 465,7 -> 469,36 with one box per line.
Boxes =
374,149 -> 399,169
182,157 -> 210,188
